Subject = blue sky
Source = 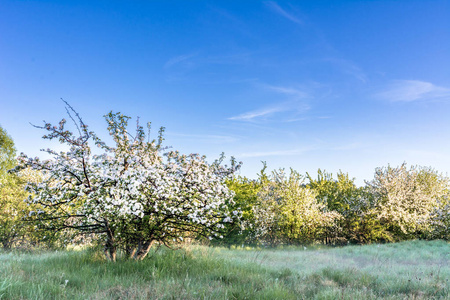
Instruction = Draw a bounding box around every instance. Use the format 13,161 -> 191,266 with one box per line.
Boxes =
1,0 -> 449,184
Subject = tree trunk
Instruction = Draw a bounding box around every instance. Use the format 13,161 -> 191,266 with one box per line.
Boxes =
1,241 -> 11,251
104,228 -> 116,262
1,235 -> 13,250
104,244 -> 117,262
129,247 -> 137,259
132,240 -> 154,260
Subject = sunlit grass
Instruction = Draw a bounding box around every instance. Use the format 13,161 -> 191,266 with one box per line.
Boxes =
207,240 -> 449,299
0,240 -> 448,299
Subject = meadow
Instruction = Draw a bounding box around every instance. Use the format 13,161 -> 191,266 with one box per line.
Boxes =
0,240 -> 448,299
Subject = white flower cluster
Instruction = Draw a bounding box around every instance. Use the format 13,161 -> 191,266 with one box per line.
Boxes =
366,163 -> 449,235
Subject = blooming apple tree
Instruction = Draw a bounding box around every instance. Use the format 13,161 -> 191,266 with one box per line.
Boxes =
366,163 -> 449,238
17,103 -> 241,260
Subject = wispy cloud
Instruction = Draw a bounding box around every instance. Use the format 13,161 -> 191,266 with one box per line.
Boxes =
167,133 -> 239,144
208,6 -> 255,39
377,80 -> 450,102
229,101 -> 310,122
332,142 -> 366,151
324,58 -> 367,83
229,84 -> 310,122
283,117 -> 308,122
164,52 -> 252,82
164,53 -> 197,69
228,106 -> 287,121
204,52 -> 252,65
165,52 -> 253,70
404,149 -> 448,161
264,1 -> 303,25
262,84 -> 308,98
238,148 -> 309,158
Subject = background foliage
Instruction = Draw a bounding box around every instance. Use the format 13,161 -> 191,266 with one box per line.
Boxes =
1,112 -> 449,253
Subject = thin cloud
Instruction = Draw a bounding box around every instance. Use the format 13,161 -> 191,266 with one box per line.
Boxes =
238,148 -> 308,158
332,142 -> 366,151
323,58 -> 367,83
167,133 -> 239,144
284,115 -> 330,123
166,51 -> 254,70
208,6 -> 255,39
163,51 -> 255,83
229,101 -> 310,122
204,52 -> 252,65
164,53 -> 197,69
284,117 -> 308,122
264,1 -> 303,25
377,80 -> 450,102
229,84 -> 310,122
228,107 -> 285,121
263,84 -> 308,98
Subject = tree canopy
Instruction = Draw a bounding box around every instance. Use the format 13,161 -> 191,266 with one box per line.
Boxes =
16,104 -> 241,260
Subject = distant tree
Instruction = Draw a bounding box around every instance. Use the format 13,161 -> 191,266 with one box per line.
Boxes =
0,126 -> 20,249
0,127 -> 40,249
366,163 -> 449,239
307,169 -> 360,213
428,195 -> 449,240
219,176 -> 260,245
307,170 -> 387,244
0,126 -> 16,174
17,103 -> 240,260
252,168 -> 340,245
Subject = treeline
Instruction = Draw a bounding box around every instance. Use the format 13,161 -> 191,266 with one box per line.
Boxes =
1,114 -> 449,252
221,163 -> 449,246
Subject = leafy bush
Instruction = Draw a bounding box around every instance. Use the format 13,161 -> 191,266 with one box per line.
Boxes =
307,169 -> 389,244
251,168 -> 340,245
219,176 -> 260,245
366,163 -> 450,239
427,195 -> 450,240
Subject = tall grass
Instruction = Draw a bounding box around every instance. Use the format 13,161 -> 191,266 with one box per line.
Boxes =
0,240 -> 448,299
211,240 -> 449,299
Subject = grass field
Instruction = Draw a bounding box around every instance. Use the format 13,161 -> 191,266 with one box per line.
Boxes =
0,240 -> 448,299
